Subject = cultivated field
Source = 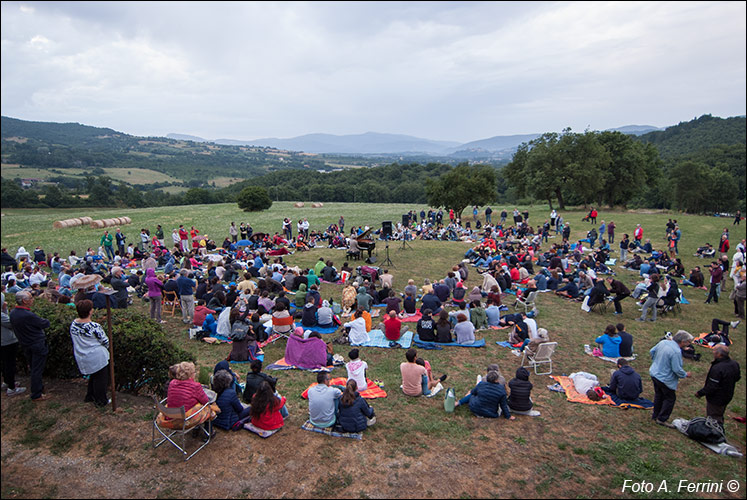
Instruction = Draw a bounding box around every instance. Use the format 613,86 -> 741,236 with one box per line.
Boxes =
1,165 -> 181,185
1,202 -> 745,499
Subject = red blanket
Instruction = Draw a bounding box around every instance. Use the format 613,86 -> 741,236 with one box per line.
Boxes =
302,378 -> 387,399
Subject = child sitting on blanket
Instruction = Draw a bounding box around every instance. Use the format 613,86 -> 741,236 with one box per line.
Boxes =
345,349 -> 368,392
249,381 -> 287,432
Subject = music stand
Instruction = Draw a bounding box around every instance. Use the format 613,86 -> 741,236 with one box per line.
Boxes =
399,229 -> 413,250
382,239 -> 395,267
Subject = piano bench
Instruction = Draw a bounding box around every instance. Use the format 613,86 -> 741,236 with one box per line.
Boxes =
347,251 -> 361,260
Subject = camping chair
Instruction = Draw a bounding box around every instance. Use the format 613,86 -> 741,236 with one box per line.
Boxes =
152,397 -> 213,461
340,270 -> 351,284
514,290 -> 538,314
271,314 -> 295,339
163,291 -> 181,317
590,297 -> 612,315
521,341 -> 557,376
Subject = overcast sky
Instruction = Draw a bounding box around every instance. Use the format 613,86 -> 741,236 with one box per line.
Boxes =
2,1 -> 745,143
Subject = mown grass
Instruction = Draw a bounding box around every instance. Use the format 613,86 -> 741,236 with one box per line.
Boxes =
1,202 -> 745,498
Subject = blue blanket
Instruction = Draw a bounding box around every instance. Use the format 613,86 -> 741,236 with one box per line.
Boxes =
608,394 -> 654,409
300,420 -> 362,440
351,329 -> 413,349
229,354 -> 264,364
294,322 -> 339,334
496,341 -> 522,350
413,334 -> 485,348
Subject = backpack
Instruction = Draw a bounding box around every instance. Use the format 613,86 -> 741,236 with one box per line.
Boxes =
684,417 -> 726,444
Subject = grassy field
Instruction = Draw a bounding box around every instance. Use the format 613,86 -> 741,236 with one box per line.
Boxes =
1,202 -> 745,498
1,165 -> 181,185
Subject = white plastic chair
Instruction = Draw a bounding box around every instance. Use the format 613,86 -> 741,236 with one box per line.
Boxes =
514,290 -> 538,314
521,341 -> 557,376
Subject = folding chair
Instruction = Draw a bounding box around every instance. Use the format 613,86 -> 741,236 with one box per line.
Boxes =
163,291 -> 181,317
271,314 -> 295,339
514,290 -> 538,314
590,297 -> 611,315
521,341 -> 557,376
152,397 -> 213,461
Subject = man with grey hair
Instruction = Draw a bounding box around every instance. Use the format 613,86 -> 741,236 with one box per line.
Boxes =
8,291 -> 51,401
695,345 -> 741,426
176,269 -> 196,324
649,330 -> 692,427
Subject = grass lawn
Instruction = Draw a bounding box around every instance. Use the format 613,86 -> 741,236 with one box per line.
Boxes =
1,202 -> 745,498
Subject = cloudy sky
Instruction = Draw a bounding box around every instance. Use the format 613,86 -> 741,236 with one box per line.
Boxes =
1,1 -> 745,143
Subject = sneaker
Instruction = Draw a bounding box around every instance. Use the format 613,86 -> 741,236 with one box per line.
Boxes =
1,382 -> 7,391
7,386 -> 26,396
730,320 -> 740,329
635,318 -> 645,322
159,320 -> 167,324
439,374 -> 448,383
427,382 -> 443,397
655,420 -> 675,429
476,374 -> 483,385
32,394 -> 51,402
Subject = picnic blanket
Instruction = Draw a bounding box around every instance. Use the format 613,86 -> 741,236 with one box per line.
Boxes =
294,322 -> 339,334
412,334 -> 485,348
583,346 -> 637,363
671,419 -> 743,457
301,377 -> 387,399
230,354 -> 264,364
551,376 -> 614,406
203,334 -> 232,344
607,393 -> 654,409
496,341 -> 523,350
265,357 -> 334,372
351,329 -> 414,349
490,325 -> 510,330
300,420 -> 362,440
320,279 -> 343,285
400,311 -> 422,323
694,332 -> 730,349
258,333 -> 283,348
243,422 -> 282,438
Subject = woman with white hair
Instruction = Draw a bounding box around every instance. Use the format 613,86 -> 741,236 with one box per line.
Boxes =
648,330 -> 692,427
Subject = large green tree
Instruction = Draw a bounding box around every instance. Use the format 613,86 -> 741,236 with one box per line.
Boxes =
425,163 -> 497,218
237,185 -> 272,212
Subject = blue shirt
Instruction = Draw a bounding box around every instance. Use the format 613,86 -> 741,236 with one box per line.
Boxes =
595,334 -> 622,358
649,339 -> 687,390
485,305 -> 501,326
176,276 -> 195,296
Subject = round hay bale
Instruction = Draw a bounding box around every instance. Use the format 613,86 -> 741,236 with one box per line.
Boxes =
123,216 -> 132,224
80,216 -> 93,224
318,202 -> 324,207
294,202 -> 305,208
73,218 -> 84,226
63,219 -> 78,226
312,203 -> 323,208
91,220 -> 105,229
113,217 -> 123,225
53,220 -> 65,229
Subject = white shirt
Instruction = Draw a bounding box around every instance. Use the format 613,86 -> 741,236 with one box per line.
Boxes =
346,359 -> 369,392
346,317 -> 370,345
525,318 -> 538,340
569,372 -> 599,395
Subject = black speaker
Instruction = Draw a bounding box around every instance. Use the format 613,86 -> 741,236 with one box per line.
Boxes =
402,214 -> 410,226
382,221 -> 393,238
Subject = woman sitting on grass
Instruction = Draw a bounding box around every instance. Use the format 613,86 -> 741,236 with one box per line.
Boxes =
212,369 -> 251,431
337,379 -> 376,433
249,381 -> 287,432
454,370 -> 515,420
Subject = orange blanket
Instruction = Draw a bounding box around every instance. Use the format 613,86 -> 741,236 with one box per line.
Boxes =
551,376 -> 613,406
694,332 -> 731,349
301,377 -> 387,399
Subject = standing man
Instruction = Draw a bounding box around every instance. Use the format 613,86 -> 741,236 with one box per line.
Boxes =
649,330 -> 692,427
229,222 -> 238,243
339,216 -> 345,234
115,228 -> 126,257
607,220 -> 615,245
633,224 -> 644,247
155,224 -> 164,247
176,269 -> 196,324
606,277 -> 631,315
674,225 -> 681,256
9,291 -> 51,401
302,218 -> 310,239
139,229 -> 149,253
100,231 -> 115,261
705,261 -> 723,304
473,206 -> 479,223
695,345 -> 741,427
485,206 -> 492,225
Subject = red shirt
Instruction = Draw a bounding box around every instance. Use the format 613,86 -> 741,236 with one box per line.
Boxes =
193,305 -> 216,327
179,229 -> 188,240
383,316 -> 402,340
251,396 -> 286,430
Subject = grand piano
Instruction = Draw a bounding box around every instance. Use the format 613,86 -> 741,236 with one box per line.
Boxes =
356,227 -> 376,259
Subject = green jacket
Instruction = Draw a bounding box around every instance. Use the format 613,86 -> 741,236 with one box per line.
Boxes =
100,233 -> 113,248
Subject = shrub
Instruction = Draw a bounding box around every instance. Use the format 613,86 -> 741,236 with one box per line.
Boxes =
11,299 -> 195,396
237,185 -> 272,212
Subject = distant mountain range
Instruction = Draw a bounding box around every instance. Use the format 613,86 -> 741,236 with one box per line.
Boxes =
167,125 -> 663,157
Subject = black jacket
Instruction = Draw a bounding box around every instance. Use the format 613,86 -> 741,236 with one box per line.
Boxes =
8,306 -> 50,346
696,356 -> 741,406
243,372 -> 278,404
338,393 -> 374,433
608,365 -> 643,401
416,316 -> 436,341
508,367 -> 533,411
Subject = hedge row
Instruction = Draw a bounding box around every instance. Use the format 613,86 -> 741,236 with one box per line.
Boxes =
10,298 -> 195,396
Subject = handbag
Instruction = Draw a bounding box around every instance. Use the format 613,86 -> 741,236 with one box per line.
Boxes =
581,296 -> 591,312
685,417 -> 726,444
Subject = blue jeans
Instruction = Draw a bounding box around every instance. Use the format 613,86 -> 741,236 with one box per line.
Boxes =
458,393 -> 472,406
421,374 -> 431,396
104,246 -> 115,261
